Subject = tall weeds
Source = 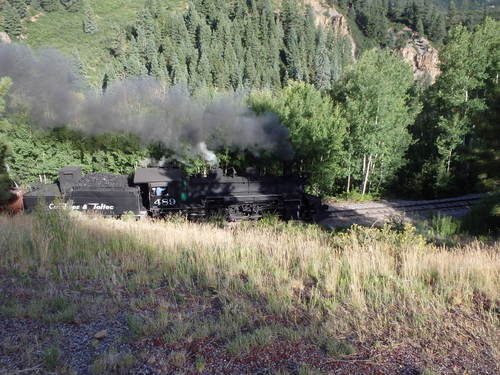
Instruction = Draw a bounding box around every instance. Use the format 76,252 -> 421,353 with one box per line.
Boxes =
1,210 -> 499,343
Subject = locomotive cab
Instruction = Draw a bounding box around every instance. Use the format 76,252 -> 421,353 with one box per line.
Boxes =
133,168 -> 185,216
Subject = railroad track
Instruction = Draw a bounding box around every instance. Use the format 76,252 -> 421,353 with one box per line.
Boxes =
317,194 -> 482,228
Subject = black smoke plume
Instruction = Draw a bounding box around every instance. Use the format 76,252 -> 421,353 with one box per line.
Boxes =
0,43 -> 293,164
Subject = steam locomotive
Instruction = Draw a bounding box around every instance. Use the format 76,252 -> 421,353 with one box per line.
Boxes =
21,166 -> 320,221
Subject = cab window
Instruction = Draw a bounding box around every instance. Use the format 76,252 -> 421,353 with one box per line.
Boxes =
151,186 -> 167,196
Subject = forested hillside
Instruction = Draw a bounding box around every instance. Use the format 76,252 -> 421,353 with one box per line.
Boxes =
0,0 -> 499,198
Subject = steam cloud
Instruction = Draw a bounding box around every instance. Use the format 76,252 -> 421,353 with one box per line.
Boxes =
0,43 -> 293,165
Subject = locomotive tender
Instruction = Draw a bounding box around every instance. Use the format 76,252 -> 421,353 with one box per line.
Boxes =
22,166 -> 319,220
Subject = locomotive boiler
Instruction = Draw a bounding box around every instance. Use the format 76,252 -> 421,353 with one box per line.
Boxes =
22,166 -> 320,221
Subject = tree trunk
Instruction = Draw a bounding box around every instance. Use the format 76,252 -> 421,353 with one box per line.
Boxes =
362,154 -> 372,195
446,149 -> 452,174
347,171 -> 351,193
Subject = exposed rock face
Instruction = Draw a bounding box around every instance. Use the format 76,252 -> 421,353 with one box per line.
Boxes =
398,34 -> 440,84
0,32 -> 11,44
304,0 -> 356,60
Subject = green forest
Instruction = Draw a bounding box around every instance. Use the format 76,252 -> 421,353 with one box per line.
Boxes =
0,0 -> 499,198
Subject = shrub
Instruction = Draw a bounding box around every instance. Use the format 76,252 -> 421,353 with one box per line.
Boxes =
42,346 -> 61,371
461,193 -> 500,236
91,349 -> 136,374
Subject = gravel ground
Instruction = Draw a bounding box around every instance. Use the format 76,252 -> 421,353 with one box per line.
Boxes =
317,194 -> 482,228
1,292 -> 498,375
0,313 -> 155,375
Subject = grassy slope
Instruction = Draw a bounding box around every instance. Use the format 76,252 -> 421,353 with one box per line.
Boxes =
23,0 -> 181,86
0,212 -> 498,374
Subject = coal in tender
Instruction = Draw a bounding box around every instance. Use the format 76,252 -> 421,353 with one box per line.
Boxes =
74,173 -> 131,189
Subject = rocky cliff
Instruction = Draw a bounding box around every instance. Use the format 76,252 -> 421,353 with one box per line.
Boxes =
304,1 -> 441,84
397,31 -> 441,84
304,0 -> 356,60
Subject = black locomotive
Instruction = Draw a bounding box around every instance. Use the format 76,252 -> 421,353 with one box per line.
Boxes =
23,166 -> 320,221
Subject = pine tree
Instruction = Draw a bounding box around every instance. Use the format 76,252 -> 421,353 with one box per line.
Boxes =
102,62 -> 120,91
9,0 -> 27,19
61,0 -> 83,12
447,0 -> 460,29
40,0 -> 60,12
209,38 -> 229,88
124,44 -> 147,77
136,7 -> 156,39
184,4 -> 201,41
230,0 -> 246,22
429,14 -> 446,45
326,30 -> 341,84
83,2 -> 98,34
150,52 -> 168,85
72,48 -> 88,82
145,0 -> 161,18
196,52 -> 211,87
107,24 -> 127,57
3,3 -> 22,38
285,29 -> 304,81
281,0 -> 301,39
303,6 -> 317,82
416,17 -> 424,35
314,30 -> 331,90
30,0 -> 41,10
170,51 -> 188,87
388,0 -> 401,21
422,0 -> 434,32
243,49 -> 258,87
224,42 -> 240,90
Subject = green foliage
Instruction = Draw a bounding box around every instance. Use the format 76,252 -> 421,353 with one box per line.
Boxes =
9,0 -> 27,19
40,0 -> 61,12
404,18 -> 500,196
335,49 -> 418,195
343,0 -> 497,46
334,190 -> 380,202
461,193 -> 500,236
91,349 -> 136,374
95,0 -> 353,92
6,1 -> 499,201
0,120 -> 147,185
0,77 -> 10,115
83,2 -> 98,34
2,2 -> 22,38
61,0 -> 83,12
314,29 -> 331,90
319,337 -> 356,357
428,14 -> 446,45
250,81 -> 347,195
24,0 -> 151,86
42,346 -> 61,370
416,213 -> 461,244
0,77 -> 12,200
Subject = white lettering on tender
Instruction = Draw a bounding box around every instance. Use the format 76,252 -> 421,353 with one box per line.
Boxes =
48,202 -> 114,211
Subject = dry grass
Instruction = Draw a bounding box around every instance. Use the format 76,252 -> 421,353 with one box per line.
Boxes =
0,210 -> 499,373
